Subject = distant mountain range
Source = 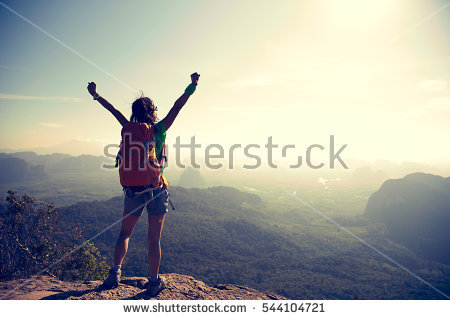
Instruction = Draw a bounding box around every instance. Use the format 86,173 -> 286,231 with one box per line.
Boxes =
177,166 -> 206,188
365,173 -> 450,264
0,151 -> 114,174
0,155 -> 46,182
0,152 -> 198,190
0,139 -> 106,156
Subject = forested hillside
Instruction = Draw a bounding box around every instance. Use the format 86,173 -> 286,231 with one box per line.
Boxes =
59,186 -> 450,299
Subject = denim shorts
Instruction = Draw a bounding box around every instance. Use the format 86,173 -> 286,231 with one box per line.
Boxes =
123,187 -> 169,217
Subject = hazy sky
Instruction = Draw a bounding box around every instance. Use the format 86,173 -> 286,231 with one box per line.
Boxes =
1,0 -> 449,164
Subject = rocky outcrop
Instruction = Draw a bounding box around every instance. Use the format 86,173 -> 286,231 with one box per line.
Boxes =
364,172 -> 450,264
0,274 -> 287,300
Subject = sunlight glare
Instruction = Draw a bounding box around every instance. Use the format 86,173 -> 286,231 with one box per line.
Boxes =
326,0 -> 396,29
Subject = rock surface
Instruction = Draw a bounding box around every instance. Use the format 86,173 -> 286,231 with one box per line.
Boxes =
0,274 -> 288,300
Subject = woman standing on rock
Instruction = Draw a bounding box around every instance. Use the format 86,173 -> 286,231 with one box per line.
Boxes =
87,72 -> 200,297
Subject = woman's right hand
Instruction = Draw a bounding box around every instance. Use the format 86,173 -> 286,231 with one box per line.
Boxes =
87,82 -> 97,96
190,73 -> 200,86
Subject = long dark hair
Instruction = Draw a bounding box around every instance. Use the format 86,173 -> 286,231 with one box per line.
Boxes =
130,94 -> 158,124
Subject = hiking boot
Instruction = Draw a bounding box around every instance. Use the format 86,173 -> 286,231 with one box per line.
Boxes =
101,267 -> 121,289
146,275 -> 166,297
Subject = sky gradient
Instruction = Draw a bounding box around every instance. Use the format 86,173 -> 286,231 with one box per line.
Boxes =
1,0 -> 449,164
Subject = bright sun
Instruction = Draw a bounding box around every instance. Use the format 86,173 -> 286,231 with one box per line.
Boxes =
326,0 -> 396,28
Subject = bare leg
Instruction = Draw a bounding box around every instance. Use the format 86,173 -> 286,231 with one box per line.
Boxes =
114,213 -> 140,265
148,214 -> 166,278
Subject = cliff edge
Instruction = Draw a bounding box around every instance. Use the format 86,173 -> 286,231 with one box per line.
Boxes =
0,274 -> 288,300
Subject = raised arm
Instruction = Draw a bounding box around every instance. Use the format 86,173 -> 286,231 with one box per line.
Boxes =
162,73 -> 200,131
87,82 -> 130,127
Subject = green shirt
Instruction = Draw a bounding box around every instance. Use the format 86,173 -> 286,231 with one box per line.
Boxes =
154,121 -> 166,162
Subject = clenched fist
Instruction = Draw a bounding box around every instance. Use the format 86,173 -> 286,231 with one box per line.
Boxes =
87,82 -> 97,96
190,73 -> 200,86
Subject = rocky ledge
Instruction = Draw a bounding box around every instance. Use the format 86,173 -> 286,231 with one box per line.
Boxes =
0,273 -> 288,300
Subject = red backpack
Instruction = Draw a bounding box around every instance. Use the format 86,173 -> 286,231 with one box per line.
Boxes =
115,122 -> 168,188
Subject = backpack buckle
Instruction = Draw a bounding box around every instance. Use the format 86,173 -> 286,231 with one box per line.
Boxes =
123,187 -> 136,198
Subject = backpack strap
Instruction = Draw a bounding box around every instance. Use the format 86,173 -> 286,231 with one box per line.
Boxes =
115,149 -> 122,168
